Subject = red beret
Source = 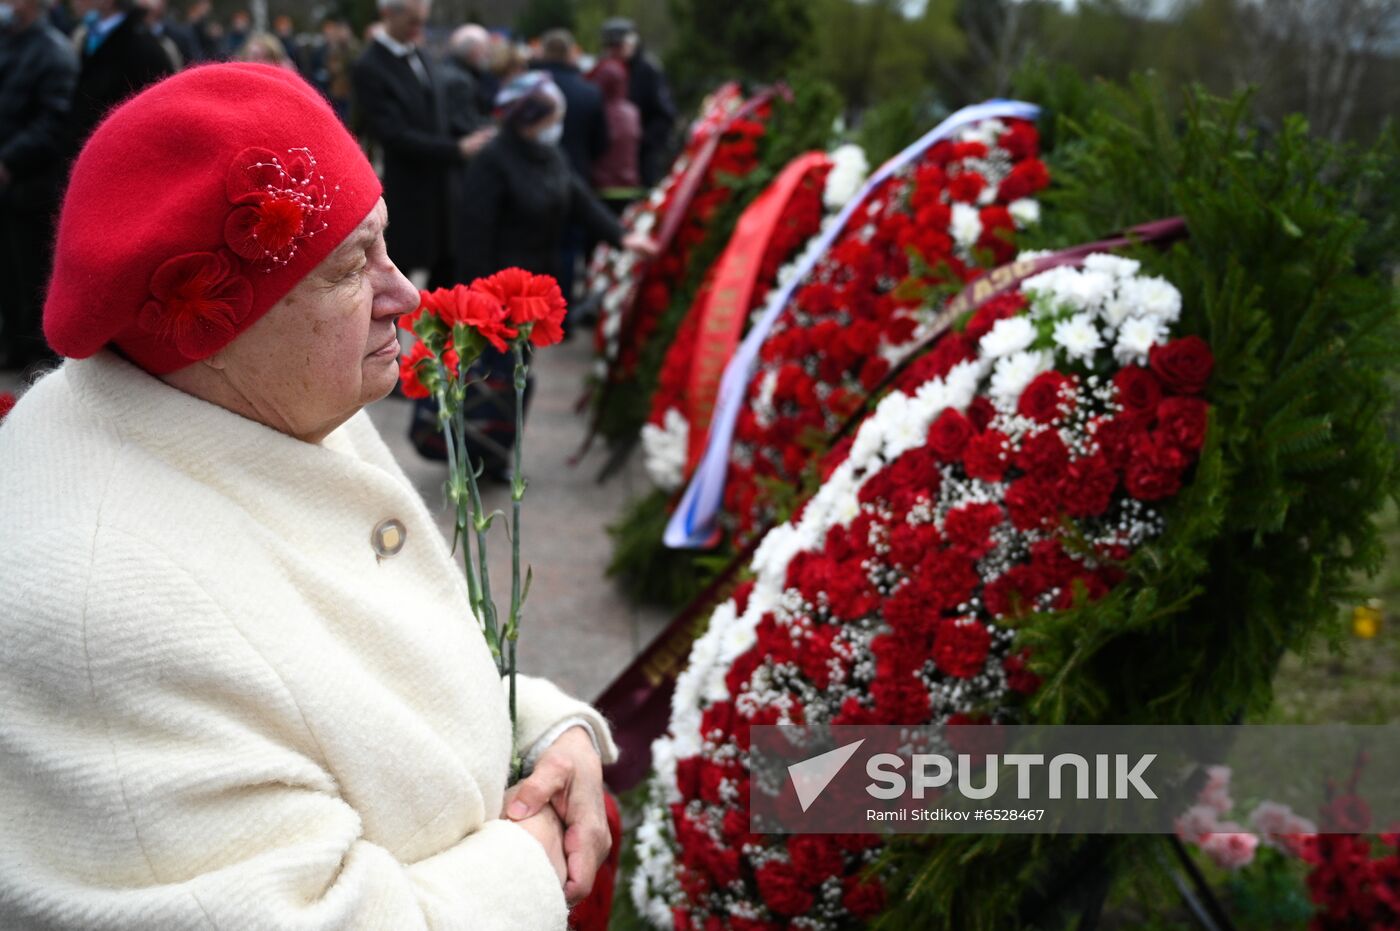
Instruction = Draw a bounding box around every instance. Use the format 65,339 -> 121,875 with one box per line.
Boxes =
45,63 -> 382,375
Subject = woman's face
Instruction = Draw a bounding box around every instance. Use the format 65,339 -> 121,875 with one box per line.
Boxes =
205,199 -> 418,442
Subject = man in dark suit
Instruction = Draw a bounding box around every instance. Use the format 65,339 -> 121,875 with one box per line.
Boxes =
0,0 -> 78,370
352,0 -> 492,287
69,0 -> 172,151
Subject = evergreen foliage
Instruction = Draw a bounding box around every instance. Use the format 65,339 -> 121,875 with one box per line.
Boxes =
872,76 -> 1400,929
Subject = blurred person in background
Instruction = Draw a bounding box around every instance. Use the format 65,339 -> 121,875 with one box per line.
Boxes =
446,22 -> 495,117
181,0 -> 219,61
588,58 -> 641,215
0,0 -> 77,372
309,15 -> 357,122
445,73 -> 655,471
599,17 -> 674,187
135,0 -> 184,70
69,0 -> 172,150
531,28 -> 607,311
492,38 -> 529,84
271,13 -> 302,72
236,30 -> 294,70
443,22 -> 491,136
352,0 -> 493,289
222,7 -> 248,56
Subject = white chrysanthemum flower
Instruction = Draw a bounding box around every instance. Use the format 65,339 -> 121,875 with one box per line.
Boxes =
944,358 -> 986,409
1100,290 -> 1136,330
980,315 -> 1037,359
990,349 -> 1053,406
641,408 -> 689,492
882,399 -> 928,461
1067,270 -> 1115,311
1022,265 -> 1077,315
1114,315 -> 1168,365
1121,275 -> 1182,324
951,201 -> 982,250
751,523 -> 804,584
1053,312 -> 1105,362
634,211 -> 656,235
848,417 -> 884,471
1017,248 -> 1055,262
960,118 -> 1006,147
1009,198 -> 1041,227
914,377 -> 951,415
1083,252 -> 1141,279
823,144 -> 869,211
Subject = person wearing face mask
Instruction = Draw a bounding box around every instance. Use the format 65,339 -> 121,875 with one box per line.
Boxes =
0,0 -> 77,372
441,72 -> 654,473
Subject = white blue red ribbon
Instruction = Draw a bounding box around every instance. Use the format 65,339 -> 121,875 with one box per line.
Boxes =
664,99 -> 1042,549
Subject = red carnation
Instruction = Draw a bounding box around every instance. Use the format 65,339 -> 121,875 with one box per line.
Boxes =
1003,650 -> 1042,695
1149,336 -> 1214,395
138,250 -> 254,360
1059,452 -> 1118,518
755,860 -> 815,917
1124,436 -> 1188,501
0,392 -> 15,422
943,502 -> 1003,559
1018,371 -> 1074,424
398,341 -> 433,399
948,171 -> 987,204
1006,476 -> 1060,530
997,158 -> 1050,202
998,121 -> 1039,160
787,835 -> 844,885
932,617 -> 992,678
419,286 -> 517,352
1157,396 -> 1209,452
963,428 -> 1011,482
841,875 -> 887,919
1112,366 -> 1162,421
473,267 -> 568,347
1016,429 -> 1070,481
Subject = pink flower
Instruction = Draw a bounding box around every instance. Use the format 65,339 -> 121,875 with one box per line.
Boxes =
1199,765 -> 1233,816
1175,804 -> 1222,845
1199,828 -> 1259,870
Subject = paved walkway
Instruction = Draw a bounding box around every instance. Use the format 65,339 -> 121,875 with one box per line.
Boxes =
1,339 -> 670,703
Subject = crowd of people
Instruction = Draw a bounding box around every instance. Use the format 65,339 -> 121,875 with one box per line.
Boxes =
0,0 -> 677,390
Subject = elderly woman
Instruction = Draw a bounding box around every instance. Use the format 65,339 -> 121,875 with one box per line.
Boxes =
0,63 -> 616,929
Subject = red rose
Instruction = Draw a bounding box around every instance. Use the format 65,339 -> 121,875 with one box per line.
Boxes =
929,408 -> 974,462
1157,396 -> 1209,452
933,617 -> 992,678
755,860 -> 816,916
1149,336 -> 1214,395
967,396 -> 996,431
1112,366 -> 1162,421
1018,371 -> 1074,424
963,429 -> 1011,482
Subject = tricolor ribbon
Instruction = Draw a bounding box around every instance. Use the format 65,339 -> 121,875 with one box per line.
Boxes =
663,99 -> 1042,548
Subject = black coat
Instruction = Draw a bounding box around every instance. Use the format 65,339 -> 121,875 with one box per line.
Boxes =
626,47 -> 676,186
457,128 -> 623,283
351,39 -> 461,273
71,13 -> 173,151
0,19 -> 78,211
532,60 -> 607,183
440,56 -> 486,137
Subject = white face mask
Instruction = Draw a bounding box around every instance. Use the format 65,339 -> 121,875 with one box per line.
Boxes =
535,121 -> 563,147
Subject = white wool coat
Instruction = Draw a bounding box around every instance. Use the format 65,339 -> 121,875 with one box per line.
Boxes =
0,352 -> 618,930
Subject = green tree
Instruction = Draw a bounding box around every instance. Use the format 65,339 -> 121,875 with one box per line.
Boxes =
665,0 -> 814,105
516,0 -> 575,38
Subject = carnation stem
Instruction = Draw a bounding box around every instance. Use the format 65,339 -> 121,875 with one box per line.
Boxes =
507,340 -> 528,744
458,396 -> 502,667
437,379 -> 484,648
